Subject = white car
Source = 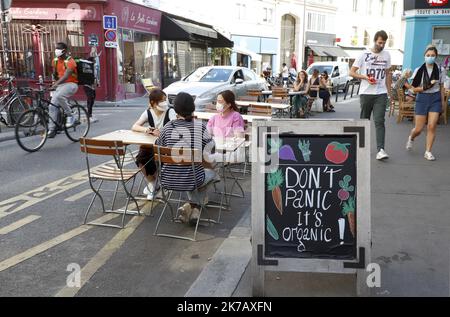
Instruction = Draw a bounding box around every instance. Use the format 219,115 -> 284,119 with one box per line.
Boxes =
306,62 -> 352,92
164,66 -> 268,111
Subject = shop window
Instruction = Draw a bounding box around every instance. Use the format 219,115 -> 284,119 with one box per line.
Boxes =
280,14 -> 296,67
0,20 -> 84,80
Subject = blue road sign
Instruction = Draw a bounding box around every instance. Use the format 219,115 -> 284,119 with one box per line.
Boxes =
103,15 -> 117,30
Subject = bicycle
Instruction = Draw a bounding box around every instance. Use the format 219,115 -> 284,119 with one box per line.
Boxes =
0,77 -> 33,130
14,84 -> 90,152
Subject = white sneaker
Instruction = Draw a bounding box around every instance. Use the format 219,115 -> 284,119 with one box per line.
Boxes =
90,115 -> 99,123
146,192 -> 155,200
424,151 -> 436,161
65,115 -> 75,128
376,149 -> 389,160
406,136 -> 414,151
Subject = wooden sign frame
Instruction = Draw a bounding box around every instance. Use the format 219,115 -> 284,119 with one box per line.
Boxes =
251,119 -> 371,297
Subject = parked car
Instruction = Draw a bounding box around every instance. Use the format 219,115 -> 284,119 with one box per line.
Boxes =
306,62 -> 351,92
163,66 -> 268,111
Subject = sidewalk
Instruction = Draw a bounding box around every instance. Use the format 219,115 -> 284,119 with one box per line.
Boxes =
187,97 -> 450,297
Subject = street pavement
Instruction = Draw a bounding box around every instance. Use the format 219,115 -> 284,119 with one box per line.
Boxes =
0,101 -> 250,297
1,93 -> 449,297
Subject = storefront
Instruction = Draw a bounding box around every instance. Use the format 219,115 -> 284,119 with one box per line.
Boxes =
230,35 -> 278,75
305,32 -> 348,68
159,13 -> 233,88
106,0 -> 161,100
5,0 -> 106,100
403,0 -> 450,71
3,1 -> 232,100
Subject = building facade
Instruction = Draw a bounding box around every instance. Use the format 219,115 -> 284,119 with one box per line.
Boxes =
160,0 -> 342,74
403,0 -> 450,71
1,0 -> 231,101
334,0 -> 405,67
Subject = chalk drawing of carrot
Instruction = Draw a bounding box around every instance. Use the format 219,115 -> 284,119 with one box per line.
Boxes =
267,169 -> 284,215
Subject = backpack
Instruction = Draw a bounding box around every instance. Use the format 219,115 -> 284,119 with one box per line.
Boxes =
53,57 -> 95,86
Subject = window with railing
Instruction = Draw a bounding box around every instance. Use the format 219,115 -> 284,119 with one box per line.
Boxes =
0,20 -> 85,80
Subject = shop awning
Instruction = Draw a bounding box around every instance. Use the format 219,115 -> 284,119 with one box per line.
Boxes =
309,45 -> 349,57
233,46 -> 262,62
160,13 -> 233,47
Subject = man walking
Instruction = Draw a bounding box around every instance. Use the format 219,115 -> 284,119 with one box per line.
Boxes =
49,42 -> 79,138
350,30 -> 392,160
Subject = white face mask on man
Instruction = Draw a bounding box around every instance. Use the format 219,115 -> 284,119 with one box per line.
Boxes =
55,49 -> 65,57
156,101 -> 169,112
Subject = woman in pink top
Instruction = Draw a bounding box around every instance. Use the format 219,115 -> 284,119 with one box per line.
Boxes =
207,90 -> 245,138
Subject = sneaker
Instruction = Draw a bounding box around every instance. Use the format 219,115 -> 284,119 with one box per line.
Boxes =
376,149 -> 389,160
143,184 -> 159,196
47,130 -> 57,139
90,115 -> 99,123
146,192 -> 155,201
406,136 -> 414,151
65,115 -> 75,128
424,151 -> 436,161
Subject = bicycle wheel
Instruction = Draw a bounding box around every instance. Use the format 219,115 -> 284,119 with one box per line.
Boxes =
8,95 -> 33,125
64,104 -> 90,142
15,109 -> 48,152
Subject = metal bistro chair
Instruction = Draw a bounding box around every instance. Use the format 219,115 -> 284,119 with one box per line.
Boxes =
153,145 -> 217,242
440,90 -> 449,125
80,138 -> 142,229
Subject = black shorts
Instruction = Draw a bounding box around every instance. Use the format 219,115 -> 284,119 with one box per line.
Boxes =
135,146 -> 157,176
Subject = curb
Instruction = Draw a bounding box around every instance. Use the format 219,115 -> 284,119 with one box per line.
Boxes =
185,210 -> 252,297
0,131 -> 16,143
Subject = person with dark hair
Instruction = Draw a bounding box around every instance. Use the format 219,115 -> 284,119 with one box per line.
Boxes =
292,70 -> 309,118
350,30 -> 392,161
282,63 -> 289,84
83,56 -> 98,123
207,90 -> 245,138
48,42 -> 79,138
132,89 -> 176,200
319,71 -> 334,112
155,92 -> 218,208
406,45 -> 446,161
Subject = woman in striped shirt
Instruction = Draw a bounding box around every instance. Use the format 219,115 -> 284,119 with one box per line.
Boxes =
155,92 -> 218,208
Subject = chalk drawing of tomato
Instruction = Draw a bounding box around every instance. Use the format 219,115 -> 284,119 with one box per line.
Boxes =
325,142 -> 350,164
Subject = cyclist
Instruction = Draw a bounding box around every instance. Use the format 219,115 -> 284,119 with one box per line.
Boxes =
48,42 -> 79,138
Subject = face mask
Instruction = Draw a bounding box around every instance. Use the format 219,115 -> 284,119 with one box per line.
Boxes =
216,102 -> 225,112
156,101 -> 169,111
55,49 -> 64,57
425,56 -> 436,65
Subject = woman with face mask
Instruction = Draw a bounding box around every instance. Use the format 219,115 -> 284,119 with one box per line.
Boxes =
132,89 -> 176,199
406,45 -> 446,161
207,90 -> 245,139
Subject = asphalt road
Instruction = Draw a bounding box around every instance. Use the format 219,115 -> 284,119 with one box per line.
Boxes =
0,104 -> 251,296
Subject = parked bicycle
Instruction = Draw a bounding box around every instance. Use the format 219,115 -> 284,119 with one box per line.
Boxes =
15,84 -> 90,152
0,77 -> 33,130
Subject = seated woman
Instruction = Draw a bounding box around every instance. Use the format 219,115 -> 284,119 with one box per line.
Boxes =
131,89 -> 176,200
207,90 -> 245,163
392,69 -> 416,102
306,69 -> 320,112
291,70 -> 310,118
319,71 -> 335,112
155,92 -> 218,215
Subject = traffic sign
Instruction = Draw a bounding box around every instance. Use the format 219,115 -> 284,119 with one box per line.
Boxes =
103,15 -> 117,30
105,41 -> 118,49
104,29 -> 117,42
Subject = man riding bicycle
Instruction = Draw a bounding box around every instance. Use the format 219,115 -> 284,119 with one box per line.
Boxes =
48,42 -> 79,138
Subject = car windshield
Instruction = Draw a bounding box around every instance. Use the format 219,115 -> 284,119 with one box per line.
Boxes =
307,66 -> 333,76
184,68 -> 232,83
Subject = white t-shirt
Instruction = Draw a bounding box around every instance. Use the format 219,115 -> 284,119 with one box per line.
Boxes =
282,66 -> 289,78
354,49 -> 391,95
136,108 -> 177,130
411,65 -> 444,94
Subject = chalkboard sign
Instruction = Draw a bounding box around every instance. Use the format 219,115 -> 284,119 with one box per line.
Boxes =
264,134 -> 357,260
